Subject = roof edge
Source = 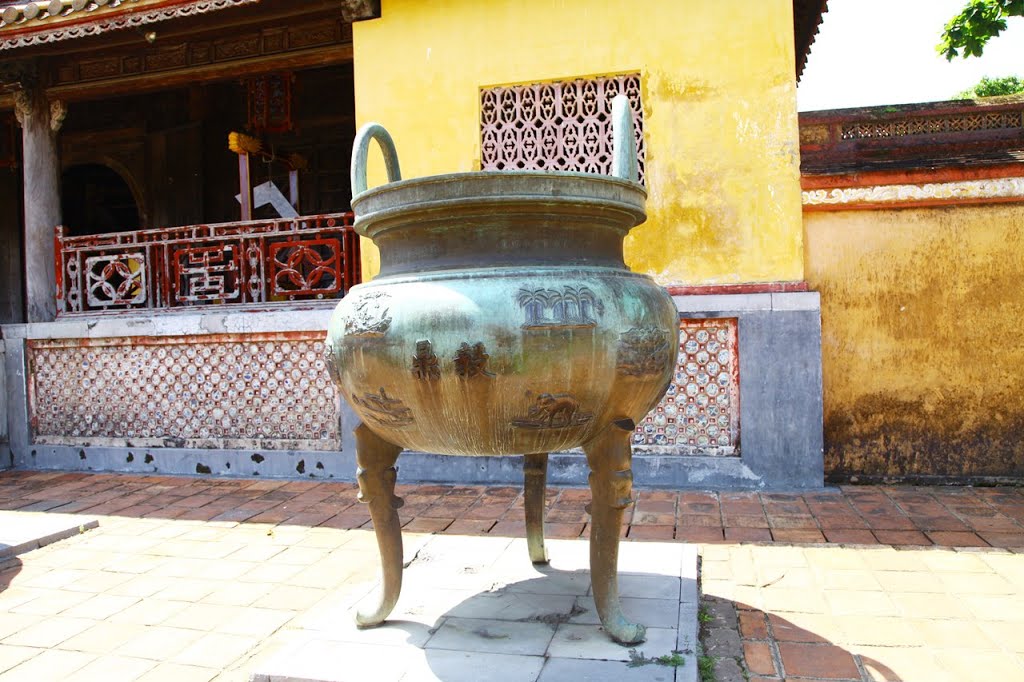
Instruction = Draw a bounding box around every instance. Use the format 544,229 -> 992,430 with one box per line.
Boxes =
0,0 -> 260,51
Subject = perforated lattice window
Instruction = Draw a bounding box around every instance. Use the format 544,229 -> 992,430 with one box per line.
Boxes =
480,73 -> 645,183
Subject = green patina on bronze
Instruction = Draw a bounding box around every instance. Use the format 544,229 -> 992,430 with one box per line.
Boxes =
326,96 -> 678,645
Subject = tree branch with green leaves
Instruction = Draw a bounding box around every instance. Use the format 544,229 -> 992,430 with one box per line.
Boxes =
938,0 -> 1024,59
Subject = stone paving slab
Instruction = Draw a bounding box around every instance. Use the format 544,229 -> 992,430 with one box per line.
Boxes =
1,471 -> 1023,681
250,538 -> 699,682
0,511 -> 98,560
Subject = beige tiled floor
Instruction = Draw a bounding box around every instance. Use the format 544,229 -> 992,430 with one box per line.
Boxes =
1,513 -> 699,681
2,471 -> 1024,681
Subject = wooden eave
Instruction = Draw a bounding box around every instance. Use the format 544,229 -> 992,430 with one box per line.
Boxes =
793,0 -> 828,80
799,96 -> 1024,188
0,0 -> 261,51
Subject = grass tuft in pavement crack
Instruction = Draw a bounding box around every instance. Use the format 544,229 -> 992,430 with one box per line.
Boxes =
626,649 -> 687,668
698,653 -> 716,682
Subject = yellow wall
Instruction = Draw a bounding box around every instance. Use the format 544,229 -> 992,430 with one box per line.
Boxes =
805,205 -> 1024,478
352,0 -> 804,285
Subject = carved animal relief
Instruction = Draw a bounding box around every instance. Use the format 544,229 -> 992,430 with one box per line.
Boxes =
352,387 -> 414,427
517,286 -> 604,329
617,327 -> 671,377
345,292 -> 392,337
453,342 -> 495,379
513,392 -> 593,429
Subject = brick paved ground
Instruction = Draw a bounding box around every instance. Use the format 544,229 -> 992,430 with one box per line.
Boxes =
1,470 -> 1023,681
2,471 -> 1022,550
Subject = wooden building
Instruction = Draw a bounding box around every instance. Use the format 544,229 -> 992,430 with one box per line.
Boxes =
0,0 -> 373,323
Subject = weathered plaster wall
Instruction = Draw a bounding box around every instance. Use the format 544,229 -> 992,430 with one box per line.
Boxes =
804,205 -> 1024,479
352,0 -> 804,286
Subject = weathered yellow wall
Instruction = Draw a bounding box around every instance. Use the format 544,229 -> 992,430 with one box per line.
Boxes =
352,0 -> 804,285
805,205 -> 1024,478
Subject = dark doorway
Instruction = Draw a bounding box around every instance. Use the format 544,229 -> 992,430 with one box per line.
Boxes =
61,164 -> 140,236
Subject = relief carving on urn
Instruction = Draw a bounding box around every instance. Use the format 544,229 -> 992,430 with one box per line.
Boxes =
512,392 -> 593,430
411,339 -> 440,381
517,286 -> 604,329
344,291 -> 392,336
351,388 -> 414,427
453,342 -> 495,379
617,326 -> 672,377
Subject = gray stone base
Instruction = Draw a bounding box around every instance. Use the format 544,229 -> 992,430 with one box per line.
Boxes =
250,537 -> 698,682
12,446 -> 806,490
16,443 -> 356,481
4,292 -> 824,490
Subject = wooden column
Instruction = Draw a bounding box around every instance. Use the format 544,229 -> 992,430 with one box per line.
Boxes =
14,86 -> 65,323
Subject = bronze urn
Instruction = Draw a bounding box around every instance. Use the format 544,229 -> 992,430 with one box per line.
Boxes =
326,96 -> 678,645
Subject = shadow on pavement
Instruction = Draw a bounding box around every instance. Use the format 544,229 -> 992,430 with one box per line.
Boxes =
259,567 -> 688,682
0,554 -> 23,595
703,594 -> 906,682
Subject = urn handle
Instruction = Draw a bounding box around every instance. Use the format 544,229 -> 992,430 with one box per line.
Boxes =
351,122 -> 403,198
611,94 -> 639,183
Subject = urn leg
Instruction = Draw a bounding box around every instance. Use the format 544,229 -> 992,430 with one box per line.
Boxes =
354,423 -> 404,628
583,419 -> 646,645
523,453 -> 549,564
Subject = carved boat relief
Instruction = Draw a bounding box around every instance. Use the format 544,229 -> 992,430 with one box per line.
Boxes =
512,392 -> 593,429
453,342 -> 495,379
345,291 -> 392,336
411,339 -> 440,380
517,286 -> 604,330
616,326 -> 671,377
352,387 -> 414,427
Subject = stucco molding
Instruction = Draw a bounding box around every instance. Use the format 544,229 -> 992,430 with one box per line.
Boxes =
803,177 -> 1024,208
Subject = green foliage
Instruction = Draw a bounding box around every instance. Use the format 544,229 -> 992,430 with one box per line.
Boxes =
698,606 -> 713,624
626,649 -> 687,668
956,75 -> 1024,98
939,0 -> 1024,60
698,655 -> 717,682
657,652 -> 687,667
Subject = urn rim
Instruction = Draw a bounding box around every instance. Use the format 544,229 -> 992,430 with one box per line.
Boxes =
351,169 -> 647,239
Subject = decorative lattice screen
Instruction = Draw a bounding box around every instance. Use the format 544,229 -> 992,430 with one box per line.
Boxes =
633,318 -> 740,456
28,334 -> 339,451
840,111 -> 1023,140
480,73 -> 645,183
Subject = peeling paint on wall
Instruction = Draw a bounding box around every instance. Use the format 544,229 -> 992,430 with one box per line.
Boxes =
805,205 -> 1024,478
353,0 -> 804,286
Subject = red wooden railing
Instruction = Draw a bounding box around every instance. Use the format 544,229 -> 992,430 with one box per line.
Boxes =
55,212 -> 360,315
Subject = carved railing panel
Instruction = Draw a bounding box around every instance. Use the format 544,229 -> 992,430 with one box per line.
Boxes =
840,111 -> 1023,140
56,212 -> 359,314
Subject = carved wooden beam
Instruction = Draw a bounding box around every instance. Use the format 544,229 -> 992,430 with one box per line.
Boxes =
48,42 -> 353,101
339,0 -> 379,22
0,60 -> 38,92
